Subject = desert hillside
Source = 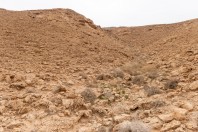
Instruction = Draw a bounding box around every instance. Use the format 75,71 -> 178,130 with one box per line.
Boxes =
108,19 -> 198,60
0,9 -> 197,132
0,8 -> 132,75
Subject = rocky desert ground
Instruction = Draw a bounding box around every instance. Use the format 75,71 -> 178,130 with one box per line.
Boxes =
0,8 -> 197,132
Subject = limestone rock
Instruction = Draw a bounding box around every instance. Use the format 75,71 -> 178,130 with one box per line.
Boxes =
161,120 -> 181,132
158,113 -> 174,123
172,107 -> 188,120
62,99 -> 74,108
189,80 -> 198,90
114,114 -> 131,123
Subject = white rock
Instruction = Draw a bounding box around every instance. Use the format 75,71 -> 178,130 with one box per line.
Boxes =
158,113 -> 174,123
181,101 -> 194,111
114,114 -> 131,123
62,99 -> 74,108
146,117 -> 162,129
172,107 -> 188,120
7,121 -> 24,129
78,127 -> 94,132
161,120 -> 181,132
186,121 -> 198,131
0,127 -> 4,132
189,80 -> 198,90
0,106 -> 5,114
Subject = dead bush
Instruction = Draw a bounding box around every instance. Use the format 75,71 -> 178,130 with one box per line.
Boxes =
132,75 -> 146,85
111,68 -> 124,78
81,88 -> 96,104
143,86 -> 161,97
121,62 -> 142,76
164,80 -> 178,89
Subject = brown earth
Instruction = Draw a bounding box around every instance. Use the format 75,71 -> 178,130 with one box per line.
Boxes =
0,8 -> 197,132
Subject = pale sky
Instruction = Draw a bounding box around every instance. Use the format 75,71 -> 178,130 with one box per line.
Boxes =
0,0 -> 198,27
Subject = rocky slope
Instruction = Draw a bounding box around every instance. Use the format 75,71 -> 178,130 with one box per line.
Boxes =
0,8 -> 132,75
0,8 -> 197,132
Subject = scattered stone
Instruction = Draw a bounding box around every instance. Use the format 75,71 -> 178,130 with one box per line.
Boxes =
161,120 -> 181,132
0,106 -> 5,115
140,100 -> 166,110
0,127 -> 4,132
189,80 -> 198,90
78,126 -> 94,132
180,101 -> 194,111
7,121 -> 24,129
146,117 -> 162,130
79,72 -> 88,79
158,113 -> 174,123
97,126 -> 107,132
113,114 -> 131,123
172,107 -> 188,120
10,82 -> 26,90
113,120 -> 151,132
67,80 -> 75,85
186,121 -> 198,131
53,85 -> 66,93
62,99 -> 74,108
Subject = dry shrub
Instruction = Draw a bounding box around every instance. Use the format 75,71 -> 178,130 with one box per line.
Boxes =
121,62 -> 142,76
81,88 -> 96,104
141,64 -> 157,73
132,75 -> 146,85
96,74 -> 112,80
147,71 -> 159,80
143,86 -> 161,97
164,80 -> 178,89
111,68 -> 124,78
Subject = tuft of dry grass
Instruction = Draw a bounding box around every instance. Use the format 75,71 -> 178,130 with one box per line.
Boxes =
81,88 -> 96,104
143,86 -> 161,97
164,80 -> 178,89
132,75 -> 146,85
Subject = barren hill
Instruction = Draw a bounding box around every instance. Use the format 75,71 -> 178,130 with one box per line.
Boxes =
108,19 -> 198,60
0,9 -> 132,75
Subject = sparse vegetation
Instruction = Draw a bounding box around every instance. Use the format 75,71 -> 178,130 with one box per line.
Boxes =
132,75 -> 146,85
81,88 -> 97,104
143,86 -> 161,97
164,80 -> 178,89
111,68 -> 125,78
147,71 -> 159,80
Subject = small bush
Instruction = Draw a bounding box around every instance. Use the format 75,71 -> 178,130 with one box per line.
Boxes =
132,75 -> 145,85
143,86 -> 161,97
96,74 -> 112,80
111,68 -> 124,78
147,71 -> 159,80
164,80 -> 178,89
113,120 -> 150,132
121,62 -> 142,76
81,88 -> 96,104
